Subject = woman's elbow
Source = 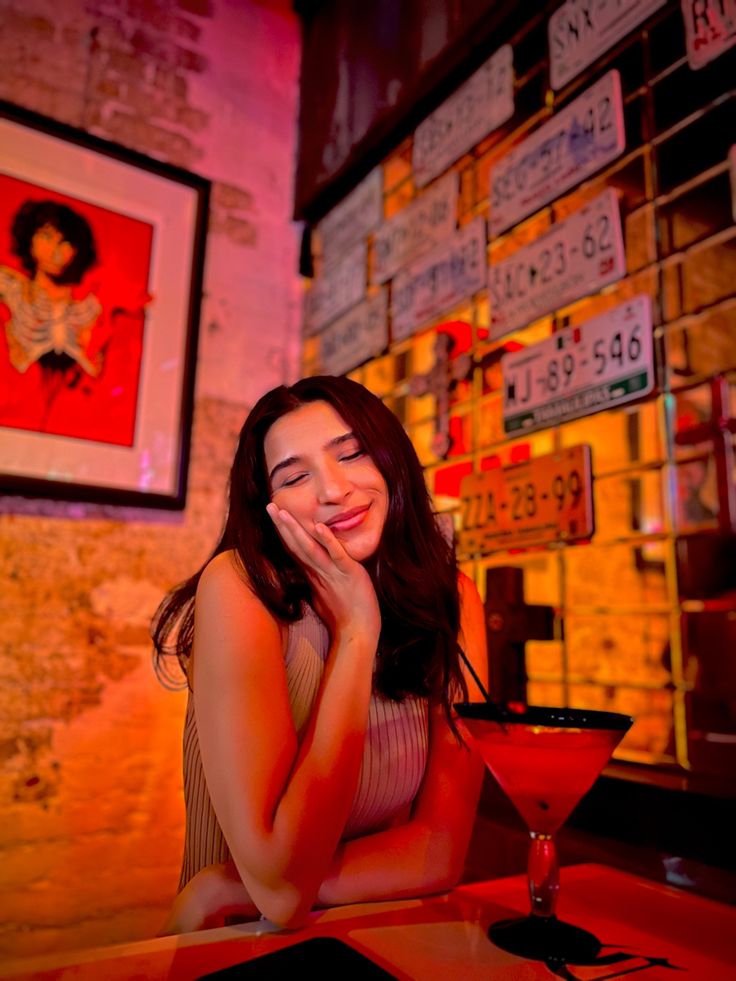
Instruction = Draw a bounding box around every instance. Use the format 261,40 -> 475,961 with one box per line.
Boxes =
425,833 -> 470,893
253,881 -> 314,930
427,854 -> 463,894
230,850 -> 320,928
445,852 -> 466,890
270,905 -> 311,931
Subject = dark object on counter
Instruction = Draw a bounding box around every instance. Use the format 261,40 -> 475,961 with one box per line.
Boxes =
197,936 -> 399,980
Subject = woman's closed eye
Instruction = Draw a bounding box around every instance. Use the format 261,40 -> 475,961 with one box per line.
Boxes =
274,442 -> 365,489
279,471 -> 308,488
279,452 -> 361,485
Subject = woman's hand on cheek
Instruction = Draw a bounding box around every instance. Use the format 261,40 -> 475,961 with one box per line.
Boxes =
266,503 -> 380,643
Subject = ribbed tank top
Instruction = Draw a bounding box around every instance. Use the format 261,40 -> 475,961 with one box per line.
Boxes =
178,604 -> 429,890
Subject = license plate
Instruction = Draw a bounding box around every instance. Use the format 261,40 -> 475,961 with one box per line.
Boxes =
316,169 -> 383,267
458,445 -> 594,554
489,70 -> 625,237
489,188 -> 625,340
502,295 -> 655,435
413,44 -> 514,188
391,218 -> 487,341
319,290 -> 388,376
682,0 -> 736,69
304,242 -> 367,336
371,173 -> 457,285
549,0 -> 667,90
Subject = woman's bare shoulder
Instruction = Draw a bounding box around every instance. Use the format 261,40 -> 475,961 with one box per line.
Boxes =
193,551 -> 287,670
197,551 -> 277,625
199,549 -> 249,589
457,570 -> 482,605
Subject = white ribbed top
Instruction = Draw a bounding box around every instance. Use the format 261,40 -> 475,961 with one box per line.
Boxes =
178,604 -> 429,889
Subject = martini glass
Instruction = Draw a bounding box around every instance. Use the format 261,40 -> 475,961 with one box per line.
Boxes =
454,701 -> 633,966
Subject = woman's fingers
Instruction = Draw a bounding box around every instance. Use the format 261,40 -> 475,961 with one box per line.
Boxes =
266,504 -> 344,572
312,521 -> 351,565
267,504 -> 380,638
267,504 -> 318,561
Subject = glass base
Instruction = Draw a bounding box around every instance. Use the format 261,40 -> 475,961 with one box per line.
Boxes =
489,914 -> 602,966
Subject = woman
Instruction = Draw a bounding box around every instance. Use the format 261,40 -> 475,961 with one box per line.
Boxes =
152,375 -> 488,932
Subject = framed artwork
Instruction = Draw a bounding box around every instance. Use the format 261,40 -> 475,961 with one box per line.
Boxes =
0,101 -> 209,508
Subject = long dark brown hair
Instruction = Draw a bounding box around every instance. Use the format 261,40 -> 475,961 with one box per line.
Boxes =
151,375 -> 467,723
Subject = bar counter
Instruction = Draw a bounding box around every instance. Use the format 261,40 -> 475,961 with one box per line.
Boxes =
1,864 -> 734,980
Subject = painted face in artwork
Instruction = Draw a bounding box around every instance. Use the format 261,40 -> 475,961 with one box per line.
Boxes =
265,400 -> 389,563
30,223 -> 77,279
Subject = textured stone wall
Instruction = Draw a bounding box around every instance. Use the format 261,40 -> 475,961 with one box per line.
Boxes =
0,0 -> 301,959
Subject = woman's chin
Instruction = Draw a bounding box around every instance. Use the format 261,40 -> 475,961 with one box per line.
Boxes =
338,535 -> 379,565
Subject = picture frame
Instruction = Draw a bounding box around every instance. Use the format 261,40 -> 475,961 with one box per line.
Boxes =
0,100 -> 209,509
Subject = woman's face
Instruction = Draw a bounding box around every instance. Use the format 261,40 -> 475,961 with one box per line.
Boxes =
30,223 -> 76,277
264,400 -> 389,563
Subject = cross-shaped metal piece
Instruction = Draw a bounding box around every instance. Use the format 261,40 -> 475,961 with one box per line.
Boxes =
409,328 -> 473,458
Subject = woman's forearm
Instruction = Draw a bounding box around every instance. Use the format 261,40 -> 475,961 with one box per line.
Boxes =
165,819 -> 461,936
315,819 -> 466,908
224,631 -> 378,925
267,632 -> 375,856
193,555 -> 382,929
159,863 -> 259,935
317,697 -> 486,910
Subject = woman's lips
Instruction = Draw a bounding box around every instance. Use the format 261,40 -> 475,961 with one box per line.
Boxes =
324,505 -> 370,532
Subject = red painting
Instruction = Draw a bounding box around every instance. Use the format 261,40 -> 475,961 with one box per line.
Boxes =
0,173 -> 153,446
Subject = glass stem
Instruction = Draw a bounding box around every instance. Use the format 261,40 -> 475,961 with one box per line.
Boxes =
528,831 -> 559,919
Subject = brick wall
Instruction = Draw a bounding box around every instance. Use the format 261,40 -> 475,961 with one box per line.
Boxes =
0,0 -> 301,959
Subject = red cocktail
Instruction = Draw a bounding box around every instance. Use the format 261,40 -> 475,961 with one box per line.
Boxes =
455,702 -> 633,966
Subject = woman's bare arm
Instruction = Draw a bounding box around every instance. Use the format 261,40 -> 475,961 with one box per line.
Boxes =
192,518 -> 381,928
170,574 -> 487,932
316,573 -> 488,905
159,862 -> 259,935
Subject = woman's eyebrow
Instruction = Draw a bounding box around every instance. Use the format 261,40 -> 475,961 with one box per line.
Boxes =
328,431 -> 356,449
269,455 -> 300,482
268,432 -> 357,483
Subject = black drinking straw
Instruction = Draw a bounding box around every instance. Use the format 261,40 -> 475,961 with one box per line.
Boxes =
458,645 -> 493,703
456,648 -> 509,731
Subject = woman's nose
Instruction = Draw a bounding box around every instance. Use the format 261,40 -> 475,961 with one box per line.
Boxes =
315,461 -> 351,503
